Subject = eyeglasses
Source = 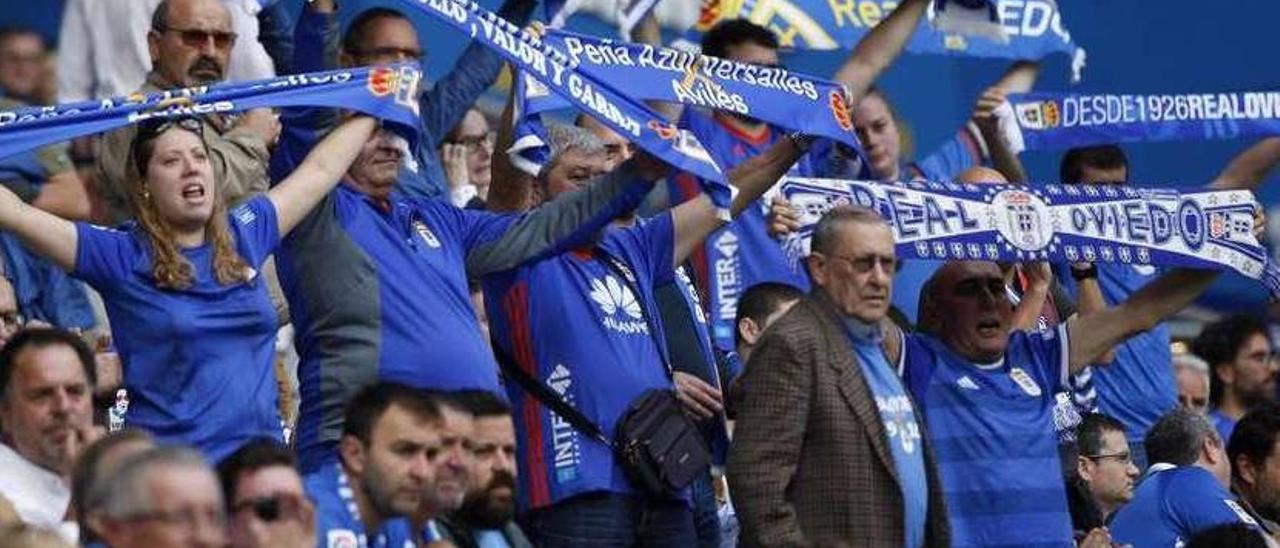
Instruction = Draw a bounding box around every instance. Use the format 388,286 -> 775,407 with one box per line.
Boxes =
348,46 -> 425,63
156,26 -> 237,49
232,494 -> 305,523
447,132 -> 495,152
826,253 -> 896,274
1082,452 -> 1133,465
124,506 -> 227,529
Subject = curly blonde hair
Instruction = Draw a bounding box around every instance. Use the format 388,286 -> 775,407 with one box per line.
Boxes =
128,125 -> 251,290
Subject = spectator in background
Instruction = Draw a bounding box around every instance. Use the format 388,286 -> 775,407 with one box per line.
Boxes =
439,391 -> 531,548
0,112 -> 377,460
1111,409 -> 1262,546
95,446 -> 228,548
0,28 -> 48,104
1057,137 -> 1280,470
306,383 -> 446,546
442,108 -> 494,208
0,328 -> 98,538
1193,314 -> 1277,442
730,206 -> 948,547
733,282 -> 804,367
1067,414 -> 1139,538
217,439 -> 316,548
1175,352 -> 1212,414
409,395 -> 475,541
95,0 -> 280,225
574,115 -> 634,170
57,0 -> 274,103
1227,402 -> 1280,532
71,429 -> 156,546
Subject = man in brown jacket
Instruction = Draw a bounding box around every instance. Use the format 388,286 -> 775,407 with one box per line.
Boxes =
728,206 -> 949,547
96,0 -> 279,225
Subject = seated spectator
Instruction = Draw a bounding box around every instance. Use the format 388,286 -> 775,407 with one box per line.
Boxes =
1228,402 -> 1280,533
1175,352 -> 1212,414
96,446 -> 228,548
1067,414 -> 1139,537
1110,409 -> 1262,546
441,109 -> 494,207
95,0 -> 280,225
411,394 -> 474,540
306,383 -> 446,546
217,439 -> 315,548
1193,314 -> 1276,442
71,429 -> 156,546
57,0 -> 275,103
439,391 -> 531,548
0,328 -> 98,538
0,113 -> 376,460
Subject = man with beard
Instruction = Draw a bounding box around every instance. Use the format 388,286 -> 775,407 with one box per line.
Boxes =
439,391 -> 530,548
0,328 -> 98,540
97,0 -> 280,224
1193,315 -> 1277,442
1228,403 -> 1280,533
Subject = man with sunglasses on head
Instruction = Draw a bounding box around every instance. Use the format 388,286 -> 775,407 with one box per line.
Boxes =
96,0 -> 281,225
276,0 -> 535,200
218,439 -> 316,548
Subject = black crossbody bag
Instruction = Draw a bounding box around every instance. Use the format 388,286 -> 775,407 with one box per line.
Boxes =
491,250 -> 711,498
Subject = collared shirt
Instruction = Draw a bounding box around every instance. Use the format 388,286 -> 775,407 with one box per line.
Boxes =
0,443 -> 71,531
1111,464 -> 1262,547
305,463 -> 413,548
901,325 -> 1074,547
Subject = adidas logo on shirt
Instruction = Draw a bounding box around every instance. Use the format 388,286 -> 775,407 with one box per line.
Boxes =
957,376 -> 980,391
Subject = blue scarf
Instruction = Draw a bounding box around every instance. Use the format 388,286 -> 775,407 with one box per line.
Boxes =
508,28 -> 863,176
0,66 -> 424,160
777,177 -> 1280,298
1008,90 -> 1280,150
684,0 -> 1086,81
401,0 -> 735,217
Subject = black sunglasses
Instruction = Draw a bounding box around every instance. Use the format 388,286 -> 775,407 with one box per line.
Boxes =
232,495 -> 295,522
130,116 -> 205,174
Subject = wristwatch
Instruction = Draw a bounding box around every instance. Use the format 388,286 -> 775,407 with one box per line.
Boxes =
1071,264 -> 1098,281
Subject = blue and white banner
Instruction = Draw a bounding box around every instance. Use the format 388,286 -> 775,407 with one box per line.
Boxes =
532,29 -> 860,149
684,0 -> 1086,81
0,66 -> 424,161
776,177 -> 1280,297
1008,90 -> 1280,150
402,0 -> 735,217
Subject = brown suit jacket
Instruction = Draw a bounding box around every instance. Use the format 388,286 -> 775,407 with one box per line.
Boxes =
727,291 -> 949,547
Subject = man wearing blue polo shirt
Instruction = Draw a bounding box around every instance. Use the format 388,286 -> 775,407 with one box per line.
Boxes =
1110,408 -> 1263,546
885,260 -> 1226,547
484,131 -> 807,545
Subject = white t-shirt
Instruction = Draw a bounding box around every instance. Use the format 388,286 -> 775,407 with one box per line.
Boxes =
0,443 -> 71,530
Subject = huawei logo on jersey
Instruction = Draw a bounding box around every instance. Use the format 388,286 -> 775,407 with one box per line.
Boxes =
588,275 -> 648,335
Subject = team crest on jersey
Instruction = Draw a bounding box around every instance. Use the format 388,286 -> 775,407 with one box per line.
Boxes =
412,220 -> 441,248
1009,368 -> 1042,397
326,529 -> 359,548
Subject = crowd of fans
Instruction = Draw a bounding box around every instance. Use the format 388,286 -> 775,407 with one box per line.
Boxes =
1,0 -> 1280,547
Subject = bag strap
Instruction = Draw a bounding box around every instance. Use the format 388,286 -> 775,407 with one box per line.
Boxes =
490,340 -> 616,450
594,249 -> 675,378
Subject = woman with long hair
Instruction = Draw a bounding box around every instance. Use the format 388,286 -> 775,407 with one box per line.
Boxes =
0,113 -> 378,460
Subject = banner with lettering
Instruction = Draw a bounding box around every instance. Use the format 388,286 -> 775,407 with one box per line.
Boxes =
401,0 -> 735,217
0,66 -> 424,161
775,176 -> 1280,296
1008,90 -> 1280,150
683,0 -> 1086,81
535,29 -> 861,149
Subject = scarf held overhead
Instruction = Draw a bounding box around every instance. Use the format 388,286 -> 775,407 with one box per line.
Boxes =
776,176 -> 1280,297
0,66 -> 425,160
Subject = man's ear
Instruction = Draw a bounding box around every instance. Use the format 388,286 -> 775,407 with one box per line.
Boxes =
340,435 -> 366,476
1215,362 -> 1236,388
1076,456 -> 1094,484
1236,455 -> 1260,489
807,253 -> 827,287
738,317 -> 760,347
